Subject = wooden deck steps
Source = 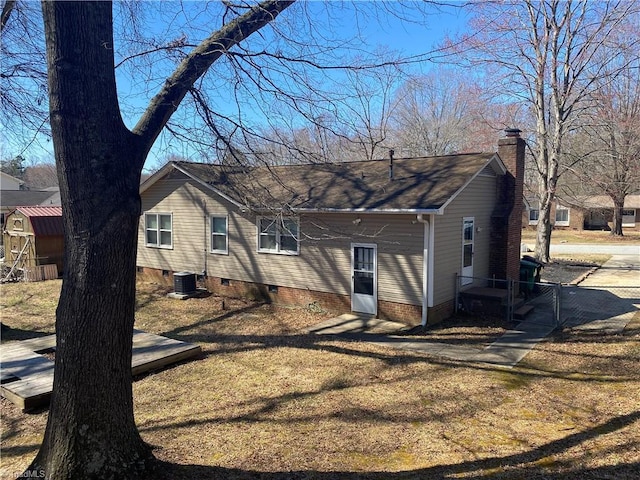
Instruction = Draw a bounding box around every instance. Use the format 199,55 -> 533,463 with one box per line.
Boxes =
1,330 -> 201,411
514,304 -> 535,320
459,287 -> 510,317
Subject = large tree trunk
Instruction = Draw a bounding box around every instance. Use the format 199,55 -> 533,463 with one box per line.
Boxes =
535,195 -> 553,263
611,196 -> 625,236
30,2 -> 152,477
29,1 -> 293,477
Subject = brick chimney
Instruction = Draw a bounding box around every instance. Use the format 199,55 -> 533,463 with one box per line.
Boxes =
490,128 -> 525,283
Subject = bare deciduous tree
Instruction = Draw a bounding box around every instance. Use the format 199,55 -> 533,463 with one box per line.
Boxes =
564,46 -> 640,235
451,0 -> 637,261
0,0 -> 48,149
30,2 -> 294,477
390,67 -> 493,156
23,161 -> 58,189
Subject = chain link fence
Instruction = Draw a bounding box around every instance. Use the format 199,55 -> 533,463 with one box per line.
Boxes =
561,285 -> 640,331
456,276 -> 639,331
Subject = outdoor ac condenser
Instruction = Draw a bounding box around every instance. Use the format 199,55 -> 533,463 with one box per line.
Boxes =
174,271 -> 196,294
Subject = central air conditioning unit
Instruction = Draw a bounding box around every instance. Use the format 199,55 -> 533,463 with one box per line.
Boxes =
174,271 -> 196,295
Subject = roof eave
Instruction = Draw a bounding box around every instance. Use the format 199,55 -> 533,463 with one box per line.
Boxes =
140,161 -> 244,209
291,207 -> 445,215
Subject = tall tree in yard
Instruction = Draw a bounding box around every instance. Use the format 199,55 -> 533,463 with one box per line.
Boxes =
452,0 -> 637,262
565,48 -> 640,236
32,1 -> 293,477
26,0 -> 438,476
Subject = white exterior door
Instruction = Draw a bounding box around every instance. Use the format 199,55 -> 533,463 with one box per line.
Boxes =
351,244 -> 377,315
461,217 -> 474,285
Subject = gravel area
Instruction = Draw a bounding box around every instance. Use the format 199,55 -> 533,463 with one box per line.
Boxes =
537,259 -> 598,284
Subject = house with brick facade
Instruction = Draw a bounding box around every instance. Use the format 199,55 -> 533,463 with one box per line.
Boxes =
524,195 -> 640,231
137,130 -> 525,326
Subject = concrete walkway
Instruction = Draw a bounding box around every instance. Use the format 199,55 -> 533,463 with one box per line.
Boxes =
308,253 -> 640,368
308,313 -> 554,368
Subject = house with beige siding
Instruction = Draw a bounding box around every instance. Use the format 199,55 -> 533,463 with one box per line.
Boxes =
137,130 -> 525,326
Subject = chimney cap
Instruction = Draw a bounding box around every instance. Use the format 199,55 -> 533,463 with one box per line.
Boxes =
505,128 -> 522,137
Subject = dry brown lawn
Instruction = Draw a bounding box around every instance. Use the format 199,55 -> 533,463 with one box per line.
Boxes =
1,278 -> 639,479
521,229 -> 640,244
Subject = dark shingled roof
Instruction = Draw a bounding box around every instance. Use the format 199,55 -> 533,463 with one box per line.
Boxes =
168,152 -> 498,213
1,190 -> 57,207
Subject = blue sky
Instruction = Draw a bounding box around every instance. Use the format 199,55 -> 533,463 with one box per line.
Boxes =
3,1 -> 471,172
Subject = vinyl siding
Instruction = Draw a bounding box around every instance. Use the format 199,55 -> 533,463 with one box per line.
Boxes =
138,172 -> 424,306
302,213 -> 423,305
432,174 -> 497,306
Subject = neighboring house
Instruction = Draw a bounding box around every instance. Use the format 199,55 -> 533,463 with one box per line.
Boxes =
570,195 -> 640,231
524,198 -> 579,230
2,206 -> 64,277
0,171 -> 24,190
1,187 -> 61,234
524,195 -> 640,231
137,130 -> 525,326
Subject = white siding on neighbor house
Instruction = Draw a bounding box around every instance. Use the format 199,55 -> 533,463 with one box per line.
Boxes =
0,172 -> 23,190
138,172 -> 424,306
432,174 -> 498,306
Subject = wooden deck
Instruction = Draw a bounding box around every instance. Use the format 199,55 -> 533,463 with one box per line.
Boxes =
1,330 -> 201,411
458,286 -> 510,317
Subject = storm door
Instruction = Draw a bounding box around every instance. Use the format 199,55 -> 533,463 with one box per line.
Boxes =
351,244 -> 377,315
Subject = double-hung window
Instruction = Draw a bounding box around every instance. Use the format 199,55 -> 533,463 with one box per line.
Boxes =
555,205 -> 569,226
528,208 -> 539,225
145,213 -> 172,248
258,217 -> 299,255
210,215 -> 228,254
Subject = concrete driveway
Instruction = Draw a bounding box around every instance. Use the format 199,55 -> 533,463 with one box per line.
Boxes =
561,253 -> 640,332
549,244 -> 640,255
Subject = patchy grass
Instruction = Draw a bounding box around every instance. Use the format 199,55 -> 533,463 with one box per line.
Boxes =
1,279 -> 639,479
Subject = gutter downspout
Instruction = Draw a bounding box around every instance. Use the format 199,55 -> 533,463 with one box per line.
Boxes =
203,200 -> 208,277
416,214 -> 431,327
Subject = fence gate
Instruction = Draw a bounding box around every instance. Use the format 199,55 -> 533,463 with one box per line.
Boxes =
514,279 -> 562,328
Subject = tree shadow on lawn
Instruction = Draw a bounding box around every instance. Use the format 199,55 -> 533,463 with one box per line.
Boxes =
145,411 -> 640,480
161,302 -> 266,339
0,324 -> 53,342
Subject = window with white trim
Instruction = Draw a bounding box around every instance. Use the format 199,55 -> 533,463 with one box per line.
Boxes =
257,217 -> 299,254
210,215 -> 228,254
622,209 -> 636,227
145,213 -> 172,248
555,205 -> 569,226
529,208 -> 539,225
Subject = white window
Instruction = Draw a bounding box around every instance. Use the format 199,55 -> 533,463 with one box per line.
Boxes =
210,215 -> 228,254
529,208 -> 539,225
461,217 -> 474,285
145,213 -> 172,248
622,209 -> 636,227
257,217 -> 299,255
555,206 -> 569,226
